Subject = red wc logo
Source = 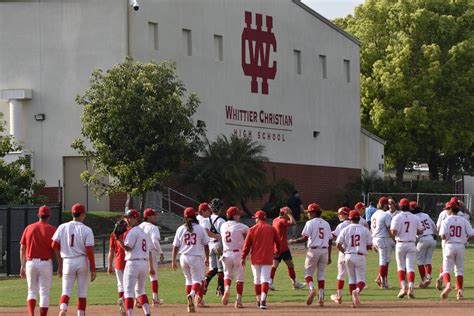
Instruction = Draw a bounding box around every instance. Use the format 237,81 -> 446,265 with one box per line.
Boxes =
241,11 -> 277,95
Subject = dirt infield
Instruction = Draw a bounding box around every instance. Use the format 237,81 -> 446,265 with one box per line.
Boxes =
1,300 -> 473,316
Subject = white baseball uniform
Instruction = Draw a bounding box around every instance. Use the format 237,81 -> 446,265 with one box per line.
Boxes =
371,209 -> 393,265
219,221 -> 249,282
208,214 -> 226,271
439,215 -> 474,278
173,223 -> 210,285
391,212 -> 423,275
386,210 -> 400,218
336,224 -> 372,285
301,218 -> 332,284
139,222 -> 163,282
52,221 -> 94,312
416,212 -> 437,266
332,220 -> 351,282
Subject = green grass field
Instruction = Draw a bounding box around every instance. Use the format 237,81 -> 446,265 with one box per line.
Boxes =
1,248 -> 473,307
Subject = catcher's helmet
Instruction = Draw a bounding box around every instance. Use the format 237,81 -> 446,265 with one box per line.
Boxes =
210,198 -> 223,211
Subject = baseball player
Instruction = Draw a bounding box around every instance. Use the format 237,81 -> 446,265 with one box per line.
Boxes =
241,210 -> 281,309
386,198 -> 400,218
370,196 -> 393,289
20,205 -> 59,316
328,207 -> 351,303
115,209 -> 155,316
354,202 -> 369,228
336,210 -> 372,308
139,208 -> 164,306
203,198 -> 226,296
289,203 -> 332,307
270,206 -> 305,291
219,206 -> 249,308
108,218 -> 130,315
51,203 -> 96,316
390,198 -> 424,299
439,200 -> 474,300
412,202 -> 437,288
171,207 -> 210,313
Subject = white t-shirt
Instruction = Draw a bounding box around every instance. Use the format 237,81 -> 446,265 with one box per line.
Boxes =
416,212 -> 436,237
371,209 -> 391,238
336,224 -> 372,255
386,210 -> 400,218
390,212 -> 423,242
439,215 -> 474,244
173,223 -> 210,257
124,226 -> 152,260
301,218 -> 332,248
139,222 -> 163,254
219,221 -> 249,254
208,214 -> 226,249
52,221 -> 94,258
332,220 -> 350,239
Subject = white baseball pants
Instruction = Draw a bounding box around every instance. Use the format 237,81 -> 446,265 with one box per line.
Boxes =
344,254 -> 366,284
115,269 -> 124,293
62,257 -> 89,298
251,264 -> 272,284
304,248 -> 328,281
416,236 -> 436,265
180,254 -> 205,285
26,259 -> 53,307
149,250 -> 159,282
336,251 -> 346,280
124,259 -> 147,298
443,243 -> 465,276
395,242 -> 416,273
373,237 -> 394,265
222,253 -> 245,282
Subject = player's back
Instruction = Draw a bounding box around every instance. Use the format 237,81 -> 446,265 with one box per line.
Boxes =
220,221 -> 249,252
124,226 -> 151,260
332,220 -> 350,239
440,215 -> 473,244
173,223 -> 209,256
139,222 -> 161,250
371,210 -> 391,238
21,221 -> 56,259
337,224 -> 371,255
392,212 -> 419,241
417,212 -> 436,236
303,218 -> 331,247
53,221 -> 94,258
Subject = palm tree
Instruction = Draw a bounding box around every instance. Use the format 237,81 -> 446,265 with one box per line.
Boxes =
180,134 -> 268,216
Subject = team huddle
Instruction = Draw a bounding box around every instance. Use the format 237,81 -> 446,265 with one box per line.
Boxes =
19,196 -> 474,315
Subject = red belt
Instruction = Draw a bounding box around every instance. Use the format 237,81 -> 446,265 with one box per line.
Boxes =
224,249 -> 240,253
26,258 -> 50,261
310,246 -> 327,249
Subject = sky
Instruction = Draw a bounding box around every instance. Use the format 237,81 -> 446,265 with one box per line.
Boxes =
302,0 -> 366,20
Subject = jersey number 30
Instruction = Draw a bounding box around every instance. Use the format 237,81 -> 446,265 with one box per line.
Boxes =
184,233 -> 197,245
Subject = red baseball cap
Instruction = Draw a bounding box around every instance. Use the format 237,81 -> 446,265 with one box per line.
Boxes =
399,198 -> 410,208
38,205 -> 51,217
409,201 -> 417,208
125,209 -> 140,219
337,207 -> 350,215
307,203 -> 321,213
184,207 -> 196,218
198,203 -> 210,212
349,210 -> 361,219
354,202 -> 366,209
446,200 -> 459,210
71,203 -> 86,215
280,206 -> 290,215
252,210 -> 266,220
143,208 -> 157,218
226,206 -> 243,217
378,197 -> 389,205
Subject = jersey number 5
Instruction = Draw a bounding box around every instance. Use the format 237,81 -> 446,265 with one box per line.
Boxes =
184,233 -> 197,245
319,228 -> 325,239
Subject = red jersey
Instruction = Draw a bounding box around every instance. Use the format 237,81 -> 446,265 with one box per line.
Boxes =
109,228 -> 129,270
273,217 -> 290,253
20,221 -> 57,260
242,221 -> 281,265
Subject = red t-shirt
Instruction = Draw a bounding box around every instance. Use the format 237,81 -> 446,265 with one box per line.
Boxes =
273,217 -> 290,253
20,221 -> 57,260
242,221 -> 281,265
109,229 -> 129,270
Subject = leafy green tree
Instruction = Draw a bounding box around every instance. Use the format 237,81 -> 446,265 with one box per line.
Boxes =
334,0 -> 474,183
262,168 -> 295,218
180,134 -> 268,216
0,114 -> 45,204
73,58 -> 205,210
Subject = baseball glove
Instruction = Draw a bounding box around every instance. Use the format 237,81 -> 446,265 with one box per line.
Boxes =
114,219 -> 128,238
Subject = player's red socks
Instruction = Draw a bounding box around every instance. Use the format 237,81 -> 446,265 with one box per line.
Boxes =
59,295 -> 69,311
192,282 -> 201,294
224,279 -> 232,287
27,299 -> 36,316
236,281 -> 244,295
336,279 -> 344,290
78,297 -> 86,311
408,272 -> 415,283
318,280 -> 324,289
418,265 -> 426,279
379,265 -> 384,278
349,283 -> 356,294
398,270 -> 406,282
456,275 -> 463,289
218,272 -> 224,281
39,307 -> 48,316
125,298 -> 134,311
357,282 -> 365,292
305,275 -> 313,285
288,267 -> 296,281
426,264 -> 432,275
261,282 -> 270,294
137,294 -> 149,305
118,291 -> 124,299
254,284 -> 262,296
271,267 -> 276,280
151,280 -> 158,294
443,273 -> 451,284
186,285 -> 192,295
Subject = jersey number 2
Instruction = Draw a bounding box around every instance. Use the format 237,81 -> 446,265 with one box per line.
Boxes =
225,231 -> 232,243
